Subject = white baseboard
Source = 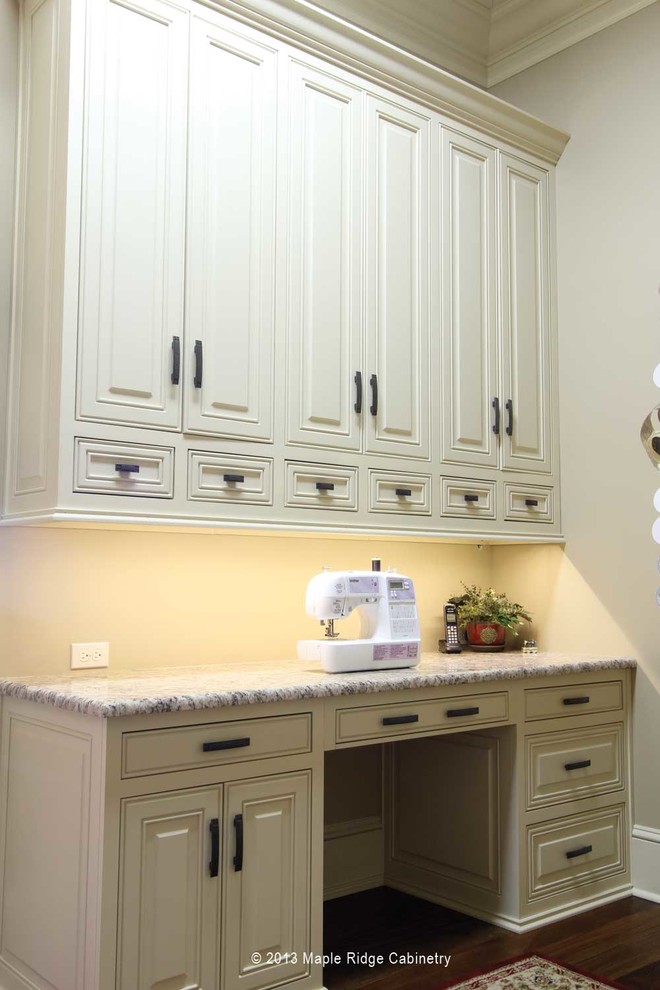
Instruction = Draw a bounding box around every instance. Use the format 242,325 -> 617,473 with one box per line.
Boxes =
324,816 -> 384,902
386,878 -> 633,933
632,824 -> 660,902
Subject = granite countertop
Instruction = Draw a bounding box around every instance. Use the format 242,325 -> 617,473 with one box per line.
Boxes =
0,652 -> 635,718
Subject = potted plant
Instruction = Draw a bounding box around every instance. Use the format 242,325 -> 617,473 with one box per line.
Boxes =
451,584 -> 532,650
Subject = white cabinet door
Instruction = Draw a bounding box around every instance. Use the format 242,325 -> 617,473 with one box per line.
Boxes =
365,96 -> 430,459
500,154 -> 552,473
77,0 -> 188,429
223,772 -> 311,990
441,129 -> 498,469
118,788 -> 221,990
185,15 -> 277,440
285,59 -> 363,451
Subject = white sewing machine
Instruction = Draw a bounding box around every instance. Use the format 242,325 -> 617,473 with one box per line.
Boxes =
297,566 -> 421,673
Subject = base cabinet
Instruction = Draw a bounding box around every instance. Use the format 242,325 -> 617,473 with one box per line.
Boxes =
223,774 -> 311,990
119,789 -> 221,990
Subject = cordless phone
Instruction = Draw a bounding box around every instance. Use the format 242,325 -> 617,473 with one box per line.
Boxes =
443,603 -> 462,654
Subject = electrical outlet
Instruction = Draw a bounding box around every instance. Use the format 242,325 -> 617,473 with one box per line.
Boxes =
71,642 -> 109,670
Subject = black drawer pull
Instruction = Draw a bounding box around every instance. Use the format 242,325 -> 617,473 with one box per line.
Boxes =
223,474 -> 245,484
354,371 -> 363,414
115,463 -> 140,474
194,339 -> 203,388
492,396 -> 500,435
209,818 -> 219,878
316,481 -> 335,492
566,844 -> 592,860
233,814 -> 244,872
202,737 -> 251,752
565,759 -> 592,771
525,498 -> 539,507
464,494 -> 479,503
395,488 -> 412,497
447,706 -> 480,718
382,714 -> 419,726
563,696 -> 590,706
370,374 -> 378,416
171,335 -> 181,385
505,398 -> 513,436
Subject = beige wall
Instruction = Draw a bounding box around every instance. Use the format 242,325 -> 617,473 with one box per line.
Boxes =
492,2 -> 660,830
0,0 -> 18,499
0,526 -> 493,675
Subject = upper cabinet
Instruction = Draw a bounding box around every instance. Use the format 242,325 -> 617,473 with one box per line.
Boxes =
77,0 -> 188,431
3,0 -> 568,539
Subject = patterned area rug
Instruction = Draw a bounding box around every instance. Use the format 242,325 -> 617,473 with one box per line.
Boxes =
441,954 -> 626,989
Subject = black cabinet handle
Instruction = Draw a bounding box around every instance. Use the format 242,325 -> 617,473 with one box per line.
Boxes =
209,818 -> 219,878
464,494 -> 479,503
370,374 -> 378,416
316,481 -> 335,492
565,759 -> 592,771
115,463 -> 140,474
492,397 -> 500,435
223,474 -> 245,484
202,737 -> 250,753
505,399 -> 513,437
395,488 -> 412,497
233,814 -> 244,872
525,498 -> 539,507
382,714 -> 419,726
194,339 -> 203,388
171,335 -> 181,385
563,696 -> 590,706
566,844 -> 592,860
354,371 -> 363,414
447,706 -> 480,718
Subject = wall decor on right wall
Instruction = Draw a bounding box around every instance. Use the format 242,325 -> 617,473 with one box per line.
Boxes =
641,365 -> 660,600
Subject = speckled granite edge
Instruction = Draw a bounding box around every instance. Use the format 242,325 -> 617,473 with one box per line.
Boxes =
0,654 -> 636,718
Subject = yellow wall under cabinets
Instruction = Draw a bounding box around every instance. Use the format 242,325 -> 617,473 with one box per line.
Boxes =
0,527 -> 495,676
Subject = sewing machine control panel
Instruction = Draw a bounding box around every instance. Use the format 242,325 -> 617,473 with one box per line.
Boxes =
387,578 -> 418,638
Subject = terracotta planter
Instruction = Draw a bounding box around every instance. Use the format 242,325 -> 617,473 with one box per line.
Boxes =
465,622 -> 506,647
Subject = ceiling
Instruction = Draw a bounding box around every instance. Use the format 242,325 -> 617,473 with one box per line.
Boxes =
308,0 -> 658,86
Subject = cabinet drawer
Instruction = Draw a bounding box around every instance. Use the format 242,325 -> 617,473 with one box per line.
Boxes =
335,692 -> 508,744
285,462 -> 358,511
527,806 -> 625,900
525,681 -> 623,721
369,470 -> 431,514
440,478 -> 496,518
505,484 -> 554,523
74,439 -> 174,497
526,724 -> 624,810
121,713 -> 312,777
188,451 -> 273,504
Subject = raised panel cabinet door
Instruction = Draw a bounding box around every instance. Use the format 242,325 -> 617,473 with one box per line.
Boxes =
500,154 -> 552,473
223,772 -> 311,990
185,15 -> 277,439
285,60 -> 363,451
365,96 -> 430,459
441,129 -> 498,468
77,0 -> 188,429
117,788 -> 221,990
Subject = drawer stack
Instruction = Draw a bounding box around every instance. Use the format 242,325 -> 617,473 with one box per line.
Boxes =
521,677 -> 629,919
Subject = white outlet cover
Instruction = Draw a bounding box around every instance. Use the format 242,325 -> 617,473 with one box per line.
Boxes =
71,642 -> 109,670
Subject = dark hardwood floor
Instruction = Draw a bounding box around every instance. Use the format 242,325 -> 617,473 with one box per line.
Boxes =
323,888 -> 660,989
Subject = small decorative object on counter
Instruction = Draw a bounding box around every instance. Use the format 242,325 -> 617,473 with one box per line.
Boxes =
522,640 -> 539,655
450,584 -> 532,652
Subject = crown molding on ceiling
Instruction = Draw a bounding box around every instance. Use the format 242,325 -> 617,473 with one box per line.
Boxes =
300,0 -> 658,89
301,0 -> 491,84
488,0 -> 660,84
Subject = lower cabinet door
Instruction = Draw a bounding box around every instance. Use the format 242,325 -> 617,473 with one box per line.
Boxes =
118,788 -> 222,990
223,772 -> 311,990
